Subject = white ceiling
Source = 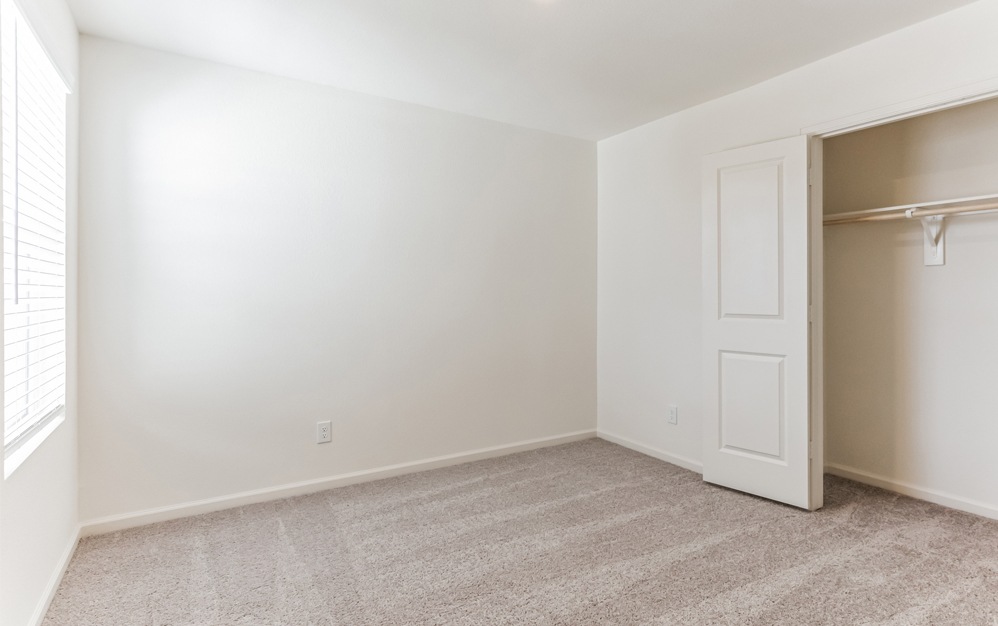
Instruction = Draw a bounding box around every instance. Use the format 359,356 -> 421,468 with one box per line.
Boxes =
65,0 -> 978,140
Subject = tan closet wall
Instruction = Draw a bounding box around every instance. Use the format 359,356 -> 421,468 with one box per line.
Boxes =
823,97 -> 998,514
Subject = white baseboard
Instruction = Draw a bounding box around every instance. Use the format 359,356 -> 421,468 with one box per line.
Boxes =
80,430 -> 597,537
29,525 -> 80,626
594,434 -> 998,520
825,462 -> 998,521
597,430 -> 703,474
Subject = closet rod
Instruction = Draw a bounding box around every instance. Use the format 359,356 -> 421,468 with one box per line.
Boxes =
824,194 -> 998,226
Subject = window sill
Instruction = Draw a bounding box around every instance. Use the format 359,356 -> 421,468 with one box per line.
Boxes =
4,409 -> 66,479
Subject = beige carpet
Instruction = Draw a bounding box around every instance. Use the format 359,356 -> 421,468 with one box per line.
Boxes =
44,439 -> 998,625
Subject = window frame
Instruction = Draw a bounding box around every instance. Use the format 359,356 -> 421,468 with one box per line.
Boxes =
1,0 -> 70,478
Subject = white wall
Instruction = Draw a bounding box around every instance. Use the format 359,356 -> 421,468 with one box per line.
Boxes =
77,37 -> 596,523
823,98 -> 998,512
597,0 -> 998,512
0,1 -> 79,624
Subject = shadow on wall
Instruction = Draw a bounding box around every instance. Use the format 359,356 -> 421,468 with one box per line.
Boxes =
823,221 -> 902,478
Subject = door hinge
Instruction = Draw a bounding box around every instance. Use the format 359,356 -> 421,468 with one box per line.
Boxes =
808,305 -> 813,323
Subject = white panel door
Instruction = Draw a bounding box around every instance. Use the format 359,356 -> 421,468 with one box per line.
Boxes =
702,135 -> 821,510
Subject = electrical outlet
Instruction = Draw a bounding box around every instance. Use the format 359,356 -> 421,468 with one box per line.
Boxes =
316,420 -> 331,444
668,405 -> 678,425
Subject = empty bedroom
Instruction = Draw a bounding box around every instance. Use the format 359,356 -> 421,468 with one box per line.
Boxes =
2,0 -> 998,624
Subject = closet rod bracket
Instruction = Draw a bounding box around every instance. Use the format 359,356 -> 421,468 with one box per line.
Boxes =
913,212 -> 945,266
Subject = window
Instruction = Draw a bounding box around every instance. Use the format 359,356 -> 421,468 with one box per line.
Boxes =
1,0 -> 69,472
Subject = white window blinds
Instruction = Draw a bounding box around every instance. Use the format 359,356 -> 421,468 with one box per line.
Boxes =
1,0 -> 68,457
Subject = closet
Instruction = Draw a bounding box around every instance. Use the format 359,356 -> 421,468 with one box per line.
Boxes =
821,98 -> 998,514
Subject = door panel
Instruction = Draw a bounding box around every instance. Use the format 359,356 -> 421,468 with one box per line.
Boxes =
719,162 -> 783,318
702,135 -> 820,510
719,351 -> 785,461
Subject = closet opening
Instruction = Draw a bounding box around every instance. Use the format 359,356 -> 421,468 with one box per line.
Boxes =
818,96 -> 998,518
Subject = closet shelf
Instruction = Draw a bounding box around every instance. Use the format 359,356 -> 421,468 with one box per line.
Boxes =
823,192 -> 998,226
823,192 -> 998,266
